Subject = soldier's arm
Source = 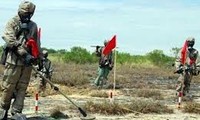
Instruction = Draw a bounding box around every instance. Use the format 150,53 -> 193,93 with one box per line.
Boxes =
195,50 -> 200,70
1,18 -> 19,48
95,46 -> 102,57
175,49 -> 182,69
49,60 -> 53,72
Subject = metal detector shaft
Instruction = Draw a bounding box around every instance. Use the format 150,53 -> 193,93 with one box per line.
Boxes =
32,66 -> 87,117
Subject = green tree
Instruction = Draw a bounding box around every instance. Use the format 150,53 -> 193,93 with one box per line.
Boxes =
63,46 -> 97,64
146,49 -> 173,66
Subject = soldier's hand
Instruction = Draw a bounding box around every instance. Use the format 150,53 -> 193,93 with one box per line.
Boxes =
109,64 -> 113,70
24,54 -> 35,66
96,45 -> 100,50
174,66 -> 183,74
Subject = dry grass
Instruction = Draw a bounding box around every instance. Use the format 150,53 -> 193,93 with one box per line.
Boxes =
84,99 -> 173,115
129,99 -> 173,114
136,89 -> 164,100
89,90 -> 108,98
51,63 -> 95,86
183,102 -> 200,114
84,101 -> 132,115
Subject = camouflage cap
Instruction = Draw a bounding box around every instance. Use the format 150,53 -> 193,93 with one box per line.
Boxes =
42,50 -> 48,58
18,1 -> 36,14
104,39 -> 109,46
42,50 -> 48,55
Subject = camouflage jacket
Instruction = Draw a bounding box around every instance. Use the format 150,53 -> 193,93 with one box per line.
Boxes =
96,46 -> 114,68
41,58 -> 53,78
1,15 -> 41,65
175,47 -> 200,74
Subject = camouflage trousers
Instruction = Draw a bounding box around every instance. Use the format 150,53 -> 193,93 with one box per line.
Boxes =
38,74 -> 51,93
0,63 -> 32,113
94,66 -> 110,86
176,73 -> 192,96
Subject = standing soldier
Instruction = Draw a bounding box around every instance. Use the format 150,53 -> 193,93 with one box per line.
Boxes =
175,37 -> 200,97
94,40 -> 114,88
0,1 -> 41,119
38,50 -> 53,94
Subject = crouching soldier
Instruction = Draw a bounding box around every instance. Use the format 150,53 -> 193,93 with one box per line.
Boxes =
0,1 -> 41,119
38,50 -> 53,94
174,37 -> 200,97
94,40 -> 114,88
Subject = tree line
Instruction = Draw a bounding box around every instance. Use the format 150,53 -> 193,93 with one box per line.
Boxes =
43,46 -> 180,67
0,46 -> 179,66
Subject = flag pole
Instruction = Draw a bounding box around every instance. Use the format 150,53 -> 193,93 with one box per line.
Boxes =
113,48 -> 117,97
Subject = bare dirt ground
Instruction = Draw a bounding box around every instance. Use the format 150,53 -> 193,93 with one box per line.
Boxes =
1,64 -> 200,120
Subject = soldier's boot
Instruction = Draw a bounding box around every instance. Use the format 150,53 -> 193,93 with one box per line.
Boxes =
0,109 -> 8,120
11,113 -> 27,120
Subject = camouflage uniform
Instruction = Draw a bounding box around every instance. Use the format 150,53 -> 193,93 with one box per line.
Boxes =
175,37 -> 200,96
38,50 -> 53,93
0,1 -> 40,119
94,40 -> 114,87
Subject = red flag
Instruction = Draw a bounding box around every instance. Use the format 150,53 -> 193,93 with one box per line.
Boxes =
181,40 -> 188,64
103,35 -> 116,55
26,38 -> 39,58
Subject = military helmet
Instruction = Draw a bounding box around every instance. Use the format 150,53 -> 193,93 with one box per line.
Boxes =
18,1 -> 36,15
104,40 -> 109,46
42,50 -> 48,58
186,37 -> 195,48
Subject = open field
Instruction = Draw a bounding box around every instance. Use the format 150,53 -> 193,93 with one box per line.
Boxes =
1,63 -> 200,120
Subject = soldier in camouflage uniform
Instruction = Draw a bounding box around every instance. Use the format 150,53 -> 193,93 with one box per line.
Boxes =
94,40 -> 114,87
175,37 -> 200,96
38,50 -> 53,93
0,1 -> 41,119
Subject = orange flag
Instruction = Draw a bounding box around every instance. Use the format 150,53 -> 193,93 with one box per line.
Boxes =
181,40 -> 188,64
103,35 -> 116,55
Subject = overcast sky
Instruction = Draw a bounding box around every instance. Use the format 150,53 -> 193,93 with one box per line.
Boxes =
1,0 -> 200,55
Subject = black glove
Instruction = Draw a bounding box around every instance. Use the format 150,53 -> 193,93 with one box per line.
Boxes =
23,54 -> 35,66
96,45 -> 100,48
175,65 -> 183,74
96,46 -> 100,51
37,59 -> 44,71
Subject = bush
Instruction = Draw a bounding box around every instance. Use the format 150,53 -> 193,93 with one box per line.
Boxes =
117,52 -> 148,65
62,47 -> 97,64
146,49 -> 174,66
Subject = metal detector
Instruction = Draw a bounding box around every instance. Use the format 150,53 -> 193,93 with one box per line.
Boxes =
32,66 -> 95,120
